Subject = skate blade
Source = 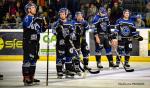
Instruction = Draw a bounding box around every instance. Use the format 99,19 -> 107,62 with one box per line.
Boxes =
33,82 -> 40,85
76,72 -> 82,76
24,83 -> 33,86
115,67 -> 120,70
65,75 -> 74,79
109,67 -> 113,70
109,66 -> 118,70
57,76 -> 63,79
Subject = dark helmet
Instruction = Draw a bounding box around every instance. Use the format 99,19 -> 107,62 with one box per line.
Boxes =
24,2 -> 37,13
58,8 -> 68,15
99,7 -> 107,16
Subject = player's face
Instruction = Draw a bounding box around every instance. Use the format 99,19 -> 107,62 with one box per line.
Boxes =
99,12 -> 106,16
137,18 -> 141,22
60,12 -> 67,20
123,11 -> 130,19
77,14 -> 83,21
29,6 -> 36,15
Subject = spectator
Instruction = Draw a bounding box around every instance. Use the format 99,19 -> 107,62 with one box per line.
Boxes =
54,0 -> 64,12
68,0 -> 80,17
28,0 -> 37,3
15,23 -> 22,29
15,12 -> 21,23
107,8 -> 111,17
4,12 -> 10,22
118,0 -> 124,9
1,20 -> 11,29
80,4 -> 85,15
146,2 -> 150,27
9,3 -> 17,16
110,2 -> 123,25
39,0 -> 46,7
135,14 -> 145,28
9,15 -> 16,23
48,4 -> 57,23
118,0 -> 123,5
80,4 -> 89,20
16,1 -> 23,14
94,0 -> 102,9
103,0 -> 112,8
104,3 -> 109,9
38,5 -> 43,14
42,1 -> 49,12
0,2 -> 4,24
15,12 -> 22,29
8,14 -> 16,28
87,3 -> 97,23
145,0 -> 150,4
84,3 -> 90,20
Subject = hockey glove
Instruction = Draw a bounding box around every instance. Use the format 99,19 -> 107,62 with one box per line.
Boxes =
133,35 -> 143,41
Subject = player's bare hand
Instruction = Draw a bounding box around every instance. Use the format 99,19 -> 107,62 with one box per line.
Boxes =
111,39 -> 118,48
95,34 -> 100,44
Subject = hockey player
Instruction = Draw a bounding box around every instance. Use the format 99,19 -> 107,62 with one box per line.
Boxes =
22,2 -> 47,86
92,7 -> 117,69
52,8 -> 76,78
114,9 -> 143,67
72,11 -> 91,73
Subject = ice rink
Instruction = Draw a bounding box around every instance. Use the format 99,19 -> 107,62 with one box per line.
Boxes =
0,61 -> 150,88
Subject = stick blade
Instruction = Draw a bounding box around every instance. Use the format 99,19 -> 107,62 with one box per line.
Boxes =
88,68 -> 100,74
126,68 -> 134,72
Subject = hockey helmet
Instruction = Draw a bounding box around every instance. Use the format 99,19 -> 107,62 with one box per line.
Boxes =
24,2 -> 37,13
99,7 -> 107,15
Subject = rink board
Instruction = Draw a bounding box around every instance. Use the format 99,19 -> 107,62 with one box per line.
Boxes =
0,55 -> 150,62
0,29 -> 150,61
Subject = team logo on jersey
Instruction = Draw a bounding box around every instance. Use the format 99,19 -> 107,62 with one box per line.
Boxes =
128,43 -> 132,48
58,50 -> 65,54
69,48 -> 73,54
100,22 -> 107,31
30,34 -> 37,40
120,26 -> 130,36
59,39 -> 65,45
62,28 -> 69,37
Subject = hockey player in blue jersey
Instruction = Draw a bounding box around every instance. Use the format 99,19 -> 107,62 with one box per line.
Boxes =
22,2 -> 47,86
52,8 -> 76,78
114,9 -> 143,68
92,7 -> 117,69
72,11 -> 91,74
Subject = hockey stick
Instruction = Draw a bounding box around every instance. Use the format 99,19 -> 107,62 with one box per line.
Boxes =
114,49 -> 134,72
79,61 -> 100,74
43,17 -> 49,86
68,40 -> 100,74
46,29 -> 49,86
111,28 -> 134,72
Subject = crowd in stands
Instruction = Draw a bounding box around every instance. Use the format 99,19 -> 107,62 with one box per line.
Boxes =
0,0 -> 150,29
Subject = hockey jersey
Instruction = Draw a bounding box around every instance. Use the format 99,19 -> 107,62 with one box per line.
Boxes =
72,19 -> 89,38
92,14 -> 111,35
115,18 -> 137,37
